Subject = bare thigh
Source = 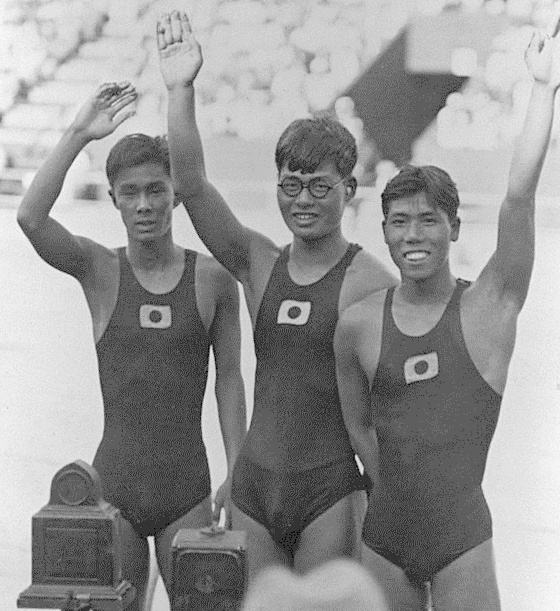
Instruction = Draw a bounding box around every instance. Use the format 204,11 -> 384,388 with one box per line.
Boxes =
431,539 -> 501,611
361,543 -> 428,611
154,495 -> 213,598
119,518 -> 150,611
231,501 -> 291,581
294,491 -> 360,575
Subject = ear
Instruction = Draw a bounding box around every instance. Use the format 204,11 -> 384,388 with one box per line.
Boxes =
450,216 -> 461,242
109,189 -> 118,209
173,193 -> 182,208
381,219 -> 388,244
344,176 -> 357,201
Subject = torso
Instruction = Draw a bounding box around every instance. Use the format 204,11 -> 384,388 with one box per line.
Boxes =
79,245 -> 217,532
239,243 -> 364,472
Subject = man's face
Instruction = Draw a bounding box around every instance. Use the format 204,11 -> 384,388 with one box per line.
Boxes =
277,161 -> 352,242
110,162 -> 176,242
382,191 -> 460,280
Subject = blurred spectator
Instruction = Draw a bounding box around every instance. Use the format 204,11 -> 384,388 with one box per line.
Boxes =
241,559 -> 390,611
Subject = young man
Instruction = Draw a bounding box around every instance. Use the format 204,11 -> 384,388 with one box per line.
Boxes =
17,82 -> 247,610
157,11 -> 396,578
334,24 -> 560,611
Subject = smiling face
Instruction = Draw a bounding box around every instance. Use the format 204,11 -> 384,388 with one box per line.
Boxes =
382,191 -> 460,281
277,161 -> 353,241
110,162 -> 176,242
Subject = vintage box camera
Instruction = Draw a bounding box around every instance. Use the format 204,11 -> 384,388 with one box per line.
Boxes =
170,526 -> 247,611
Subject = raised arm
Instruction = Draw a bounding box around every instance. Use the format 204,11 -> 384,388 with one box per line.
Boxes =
334,307 -> 380,486
209,266 -> 247,526
485,22 -> 560,307
158,10 -> 273,281
17,82 -> 137,278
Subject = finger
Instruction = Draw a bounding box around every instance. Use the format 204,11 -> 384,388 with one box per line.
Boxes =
113,107 -> 136,128
156,19 -> 167,51
181,11 -> 199,49
170,10 -> 183,43
212,504 -> 222,524
109,93 -> 138,115
160,12 -> 174,47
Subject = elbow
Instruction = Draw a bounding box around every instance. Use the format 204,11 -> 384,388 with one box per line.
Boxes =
16,208 -> 35,234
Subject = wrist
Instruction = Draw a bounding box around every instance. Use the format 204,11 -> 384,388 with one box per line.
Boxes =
531,78 -> 559,95
167,82 -> 196,94
65,123 -> 94,146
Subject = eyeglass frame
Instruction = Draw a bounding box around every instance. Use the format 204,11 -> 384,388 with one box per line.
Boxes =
277,175 -> 347,199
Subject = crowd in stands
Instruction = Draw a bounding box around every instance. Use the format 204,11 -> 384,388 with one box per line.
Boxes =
0,0 -> 558,177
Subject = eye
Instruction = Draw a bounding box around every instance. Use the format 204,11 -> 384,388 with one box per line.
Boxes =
148,184 -> 167,194
310,180 -> 331,196
280,177 -> 302,195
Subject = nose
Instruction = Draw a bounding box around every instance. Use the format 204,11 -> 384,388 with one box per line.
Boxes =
295,185 -> 314,206
404,220 -> 423,242
136,191 -> 152,212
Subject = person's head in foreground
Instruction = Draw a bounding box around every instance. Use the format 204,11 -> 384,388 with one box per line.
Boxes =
275,114 -> 358,241
381,164 -> 461,281
241,559 -> 389,611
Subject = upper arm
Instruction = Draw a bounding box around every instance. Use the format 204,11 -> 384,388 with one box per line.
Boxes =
479,194 -> 535,308
209,265 -> 243,375
334,309 -> 371,431
17,214 -> 95,280
180,179 -> 276,283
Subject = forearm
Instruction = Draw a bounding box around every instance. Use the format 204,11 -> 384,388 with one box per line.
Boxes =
215,376 -> 247,477
167,84 -> 206,199
507,81 -> 557,202
17,128 -> 90,231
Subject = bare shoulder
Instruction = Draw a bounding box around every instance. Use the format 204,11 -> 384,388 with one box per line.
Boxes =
340,248 -> 397,311
195,251 -> 239,299
338,290 -> 386,340
77,237 -> 119,286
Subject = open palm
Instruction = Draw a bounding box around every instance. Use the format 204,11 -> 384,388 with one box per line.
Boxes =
72,82 -> 137,140
158,11 -> 203,89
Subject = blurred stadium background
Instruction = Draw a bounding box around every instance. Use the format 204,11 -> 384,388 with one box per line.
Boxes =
2,2 -> 560,611
1,0 -> 560,199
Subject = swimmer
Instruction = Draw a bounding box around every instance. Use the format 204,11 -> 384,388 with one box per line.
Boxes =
334,19 -> 560,611
16,82 -> 247,610
157,10 -> 396,579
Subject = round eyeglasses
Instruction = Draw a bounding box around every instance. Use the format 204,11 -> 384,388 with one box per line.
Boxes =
277,176 -> 345,199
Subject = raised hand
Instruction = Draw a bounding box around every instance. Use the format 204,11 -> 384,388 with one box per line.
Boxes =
157,10 -> 202,90
525,14 -> 560,90
70,82 -> 137,141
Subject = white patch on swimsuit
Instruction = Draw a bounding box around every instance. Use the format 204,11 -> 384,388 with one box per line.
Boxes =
139,304 -> 172,329
404,352 -> 439,384
277,300 -> 312,325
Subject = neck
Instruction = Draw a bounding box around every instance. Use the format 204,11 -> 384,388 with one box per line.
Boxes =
126,233 -> 178,271
397,265 -> 456,305
290,229 -> 348,267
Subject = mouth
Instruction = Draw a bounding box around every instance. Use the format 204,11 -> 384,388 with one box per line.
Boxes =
292,212 -> 318,223
136,220 -> 156,228
403,250 -> 429,262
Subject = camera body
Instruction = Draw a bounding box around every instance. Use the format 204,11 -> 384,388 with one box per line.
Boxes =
170,526 -> 247,611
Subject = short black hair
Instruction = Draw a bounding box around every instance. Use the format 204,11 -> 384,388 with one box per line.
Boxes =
275,113 -> 357,178
381,164 -> 460,220
106,134 -> 170,187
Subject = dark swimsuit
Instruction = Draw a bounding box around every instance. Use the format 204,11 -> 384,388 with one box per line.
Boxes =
93,248 -> 211,537
362,280 -> 502,584
231,244 -> 367,556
